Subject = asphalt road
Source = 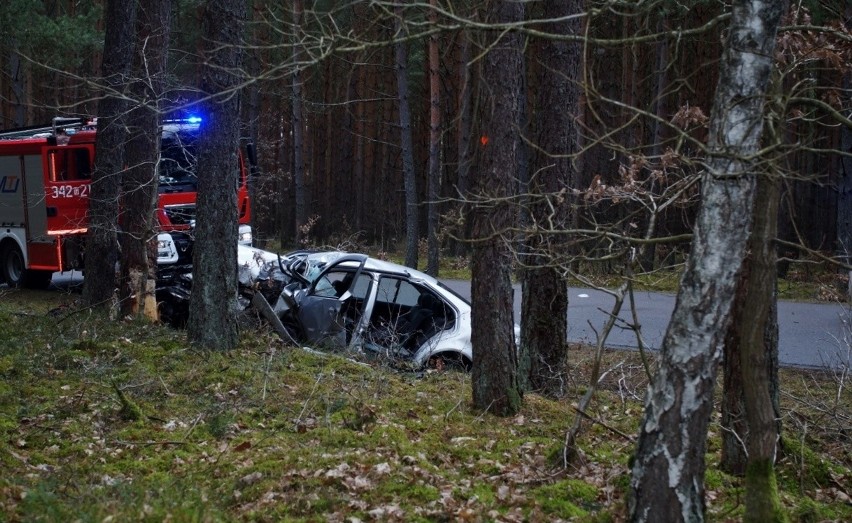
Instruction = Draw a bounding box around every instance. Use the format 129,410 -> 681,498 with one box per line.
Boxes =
441,280 -> 851,370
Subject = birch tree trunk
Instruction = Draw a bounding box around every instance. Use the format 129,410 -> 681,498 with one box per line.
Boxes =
187,0 -> 246,350
470,0 -> 524,417
629,1 -> 787,521
83,0 -> 136,309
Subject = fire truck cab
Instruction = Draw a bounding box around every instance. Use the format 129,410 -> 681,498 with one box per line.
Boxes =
0,116 -> 253,289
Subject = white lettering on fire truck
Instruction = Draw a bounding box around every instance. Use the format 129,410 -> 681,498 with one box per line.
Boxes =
49,184 -> 89,199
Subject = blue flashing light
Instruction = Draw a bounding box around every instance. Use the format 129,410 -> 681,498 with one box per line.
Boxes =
186,116 -> 202,124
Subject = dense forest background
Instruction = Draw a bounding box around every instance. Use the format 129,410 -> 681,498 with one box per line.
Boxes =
1,2 -> 850,520
0,0 -> 848,264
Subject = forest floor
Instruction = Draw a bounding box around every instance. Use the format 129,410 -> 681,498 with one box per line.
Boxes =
0,286 -> 850,522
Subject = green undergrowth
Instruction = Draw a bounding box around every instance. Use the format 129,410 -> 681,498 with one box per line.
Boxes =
1,287 -> 850,521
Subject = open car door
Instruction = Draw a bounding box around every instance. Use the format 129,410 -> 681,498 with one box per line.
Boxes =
295,255 -> 370,349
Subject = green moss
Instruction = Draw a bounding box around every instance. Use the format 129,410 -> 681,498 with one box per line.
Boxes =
112,380 -> 144,422
381,481 -> 439,504
17,481 -> 82,522
466,482 -> 496,504
204,412 -> 234,439
791,497 -> 852,523
743,459 -> 787,523
705,467 -> 728,490
536,495 -> 587,519
532,479 -> 598,518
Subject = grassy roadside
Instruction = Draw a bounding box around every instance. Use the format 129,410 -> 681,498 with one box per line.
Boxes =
1,287 -> 850,521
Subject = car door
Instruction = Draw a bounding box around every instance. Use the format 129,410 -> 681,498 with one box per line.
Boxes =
296,256 -> 369,348
361,276 -> 435,359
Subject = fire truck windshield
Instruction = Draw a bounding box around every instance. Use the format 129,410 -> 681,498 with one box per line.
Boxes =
158,134 -> 198,194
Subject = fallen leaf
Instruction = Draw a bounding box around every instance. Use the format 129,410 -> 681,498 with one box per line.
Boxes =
233,441 -> 252,452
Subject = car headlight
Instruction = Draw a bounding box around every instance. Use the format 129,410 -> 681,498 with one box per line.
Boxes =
156,233 -> 179,265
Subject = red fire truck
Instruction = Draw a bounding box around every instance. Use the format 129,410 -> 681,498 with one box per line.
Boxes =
0,116 -> 253,288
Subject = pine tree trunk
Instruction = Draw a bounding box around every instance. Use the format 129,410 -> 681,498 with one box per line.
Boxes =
740,174 -> 784,522
394,1 -> 419,269
8,49 -> 26,127
83,0 -> 136,309
187,0 -> 246,350
452,27 -> 473,257
721,176 -> 782,478
519,0 -> 581,397
292,0 -> 307,243
839,3 -> 852,276
425,0 -> 441,276
119,0 -> 170,320
629,1 -> 787,521
470,0 -> 524,417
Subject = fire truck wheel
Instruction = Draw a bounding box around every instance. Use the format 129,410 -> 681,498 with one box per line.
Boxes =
0,243 -> 25,287
0,244 -> 51,289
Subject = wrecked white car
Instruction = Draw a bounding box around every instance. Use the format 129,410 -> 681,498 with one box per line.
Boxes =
158,247 -> 477,370
270,254 -> 473,370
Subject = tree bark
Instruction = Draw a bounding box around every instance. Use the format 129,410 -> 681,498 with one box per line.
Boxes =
629,1 -> 787,521
292,0 -> 307,244
740,171 -> 783,522
82,0 -> 137,309
119,0 -> 171,320
720,275 -> 749,475
470,0 -> 524,417
721,174 -> 782,479
394,1 -> 419,269
519,0 -> 581,398
8,48 -> 25,127
187,0 -> 246,350
452,26 -> 473,257
425,0 -> 441,276
839,3 -> 852,276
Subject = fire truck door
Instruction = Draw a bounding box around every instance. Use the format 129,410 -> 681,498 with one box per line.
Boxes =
42,146 -> 93,235
0,154 -> 50,242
